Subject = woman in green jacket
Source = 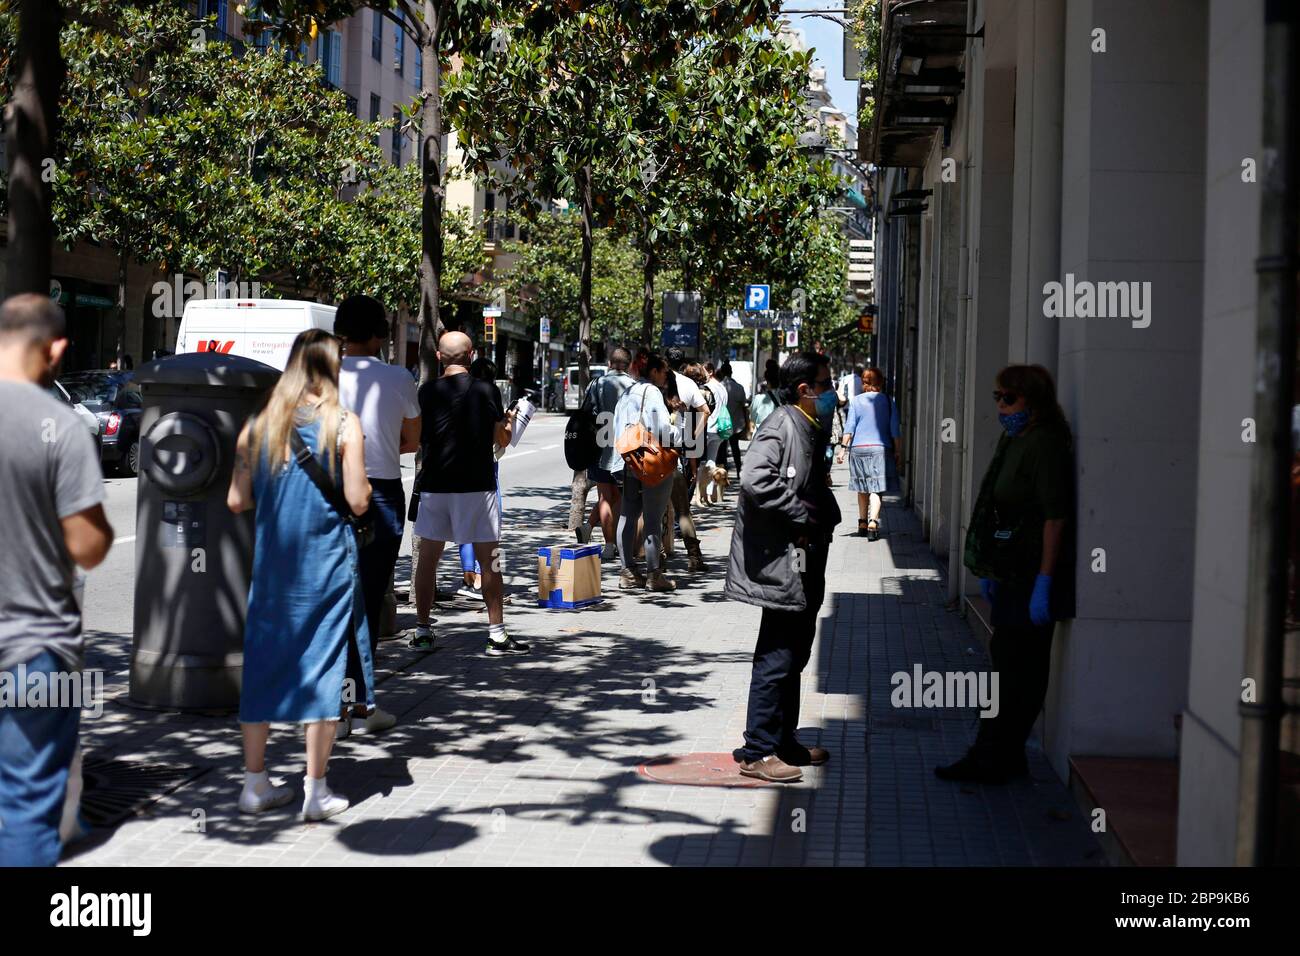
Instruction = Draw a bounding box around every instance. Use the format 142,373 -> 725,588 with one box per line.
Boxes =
936,364 -> 1075,785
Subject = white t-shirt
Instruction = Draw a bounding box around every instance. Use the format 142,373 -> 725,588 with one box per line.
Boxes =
705,379 -> 728,431
673,370 -> 709,445
339,355 -> 420,480
838,372 -> 862,402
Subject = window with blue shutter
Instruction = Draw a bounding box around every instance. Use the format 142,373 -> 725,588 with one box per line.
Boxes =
329,31 -> 342,86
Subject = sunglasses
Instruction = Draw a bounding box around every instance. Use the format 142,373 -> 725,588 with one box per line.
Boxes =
993,390 -> 1019,405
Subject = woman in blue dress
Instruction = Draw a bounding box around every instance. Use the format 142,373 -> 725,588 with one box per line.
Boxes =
226,329 -> 375,822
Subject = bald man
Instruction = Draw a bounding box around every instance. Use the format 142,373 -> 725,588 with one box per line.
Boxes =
410,332 -> 527,655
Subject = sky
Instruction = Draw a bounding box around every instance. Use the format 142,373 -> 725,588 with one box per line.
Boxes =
780,2 -> 859,126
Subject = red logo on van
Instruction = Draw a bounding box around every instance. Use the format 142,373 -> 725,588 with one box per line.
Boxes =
197,340 -> 235,354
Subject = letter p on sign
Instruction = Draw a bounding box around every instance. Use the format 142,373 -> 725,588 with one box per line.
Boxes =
745,284 -> 770,312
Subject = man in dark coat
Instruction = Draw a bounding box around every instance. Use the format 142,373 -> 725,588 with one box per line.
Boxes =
725,351 -> 841,783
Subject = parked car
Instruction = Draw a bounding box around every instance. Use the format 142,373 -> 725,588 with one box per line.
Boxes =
60,370 -> 143,477
47,380 -> 102,442
562,364 -> 608,411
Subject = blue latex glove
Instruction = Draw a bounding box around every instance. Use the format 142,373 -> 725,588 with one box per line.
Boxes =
980,578 -> 997,604
1029,573 -> 1053,626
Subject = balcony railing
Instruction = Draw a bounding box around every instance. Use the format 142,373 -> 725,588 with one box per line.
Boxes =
483,215 -> 516,243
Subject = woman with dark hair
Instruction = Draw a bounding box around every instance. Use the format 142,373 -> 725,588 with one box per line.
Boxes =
227,328 -> 374,820
936,363 -> 1075,784
836,366 -> 901,539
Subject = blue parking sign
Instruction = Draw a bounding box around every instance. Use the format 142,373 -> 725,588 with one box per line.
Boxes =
744,284 -> 770,312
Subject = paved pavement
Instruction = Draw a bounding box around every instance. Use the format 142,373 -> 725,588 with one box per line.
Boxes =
65,441 -> 1102,866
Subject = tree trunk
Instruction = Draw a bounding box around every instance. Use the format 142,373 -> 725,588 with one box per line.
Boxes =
5,0 -> 63,295
577,162 -> 594,389
115,248 -> 128,367
416,2 -> 444,386
640,241 -> 656,348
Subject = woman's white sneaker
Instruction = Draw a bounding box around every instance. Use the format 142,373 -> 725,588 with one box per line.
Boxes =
302,776 -> 349,821
238,771 -> 294,814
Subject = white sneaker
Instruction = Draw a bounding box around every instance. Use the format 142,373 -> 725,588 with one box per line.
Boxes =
302,778 -> 349,822
350,707 -> 397,735
238,773 -> 294,814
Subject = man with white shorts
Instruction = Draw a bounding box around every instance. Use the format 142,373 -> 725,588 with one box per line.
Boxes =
411,332 -> 526,655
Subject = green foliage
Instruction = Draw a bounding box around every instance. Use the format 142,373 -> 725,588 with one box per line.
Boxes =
0,0 -> 481,313
495,209 -> 656,348
335,160 -> 486,311
849,0 -> 882,135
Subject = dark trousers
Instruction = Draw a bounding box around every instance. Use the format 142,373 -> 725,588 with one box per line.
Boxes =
975,584 -> 1055,759
727,435 -> 743,473
358,478 -> 406,658
735,541 -> 829,762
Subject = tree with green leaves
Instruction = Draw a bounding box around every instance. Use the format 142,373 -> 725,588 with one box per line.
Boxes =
34,0 -> 388,357
494,208 -> 651,352
334,158 -> 487,315
447,0 -> 782,384
250,0 -> 576,384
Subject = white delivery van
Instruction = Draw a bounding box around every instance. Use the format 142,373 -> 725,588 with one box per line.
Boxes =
175,298 -> 336,371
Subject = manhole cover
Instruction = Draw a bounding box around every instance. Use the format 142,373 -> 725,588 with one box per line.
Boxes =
79,754 -> 208,829
637,752 -> 774,787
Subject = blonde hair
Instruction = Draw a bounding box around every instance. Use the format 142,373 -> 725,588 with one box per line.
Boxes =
251,328 -> 344,475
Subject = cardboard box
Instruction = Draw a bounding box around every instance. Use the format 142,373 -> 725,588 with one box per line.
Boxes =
537,544 -> 602,609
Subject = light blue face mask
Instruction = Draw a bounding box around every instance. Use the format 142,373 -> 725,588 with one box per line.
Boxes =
999,409 -> 1031,436
815,389 -> 838,418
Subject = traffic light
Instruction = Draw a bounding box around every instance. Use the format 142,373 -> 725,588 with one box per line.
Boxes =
484,312 -> 497,345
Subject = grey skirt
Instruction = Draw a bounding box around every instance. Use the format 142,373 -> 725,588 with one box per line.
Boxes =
849,445 -> 890,493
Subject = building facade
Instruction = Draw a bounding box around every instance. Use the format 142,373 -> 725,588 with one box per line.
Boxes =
863,0 -> 1296,865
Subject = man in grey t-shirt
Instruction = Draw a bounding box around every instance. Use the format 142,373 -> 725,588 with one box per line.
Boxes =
0,294 -> 113,867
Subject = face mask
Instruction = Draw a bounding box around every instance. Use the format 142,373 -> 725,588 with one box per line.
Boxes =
999,409 -> 1031,436
815,389 -> 838,418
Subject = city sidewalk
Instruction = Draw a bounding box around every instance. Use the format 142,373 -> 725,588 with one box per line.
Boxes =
65,461 -> 1101,867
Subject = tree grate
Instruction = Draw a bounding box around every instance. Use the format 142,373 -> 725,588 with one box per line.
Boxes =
78,754 -> 209,829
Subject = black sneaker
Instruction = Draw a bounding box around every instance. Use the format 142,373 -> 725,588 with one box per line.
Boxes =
486,636 -> 530,656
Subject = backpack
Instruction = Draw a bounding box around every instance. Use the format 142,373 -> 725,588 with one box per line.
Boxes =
715,404 -> 734,441
563,389 -> 600,471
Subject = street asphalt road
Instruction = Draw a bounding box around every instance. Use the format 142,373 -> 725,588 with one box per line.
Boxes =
81,410 -> 576,640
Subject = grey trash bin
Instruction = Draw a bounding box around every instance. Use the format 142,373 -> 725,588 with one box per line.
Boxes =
129,352 -> 280,711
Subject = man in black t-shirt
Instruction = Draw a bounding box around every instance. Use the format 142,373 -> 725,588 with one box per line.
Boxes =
411,331 -> 527,656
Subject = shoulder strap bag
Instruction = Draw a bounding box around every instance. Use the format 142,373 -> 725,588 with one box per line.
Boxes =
614,385 -> 679,487
289,423 -> 376,549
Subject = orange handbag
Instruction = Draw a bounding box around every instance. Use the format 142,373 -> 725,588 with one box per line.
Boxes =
615,385 -> 680,487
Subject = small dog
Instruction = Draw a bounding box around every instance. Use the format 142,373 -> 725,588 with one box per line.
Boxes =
698,465 -> 730,505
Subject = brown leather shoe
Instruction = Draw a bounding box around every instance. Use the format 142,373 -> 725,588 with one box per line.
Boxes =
780,744 -> 830,767
738,754 -> 803,783
647,570 -> 677,592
